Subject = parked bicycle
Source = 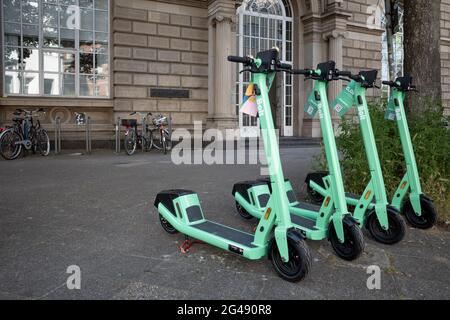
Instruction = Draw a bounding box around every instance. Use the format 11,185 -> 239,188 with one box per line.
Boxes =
151,113 -> 172,155
122,112 -> 172,155
123,112 -> 152,156
0,108 -> 50,160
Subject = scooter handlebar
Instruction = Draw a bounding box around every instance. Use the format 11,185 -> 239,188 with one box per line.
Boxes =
382,80 -> 395,86
335,70 -> 352,77
227,55 -> 252,65
291,69 -> 313,75
277,62 -> 292,70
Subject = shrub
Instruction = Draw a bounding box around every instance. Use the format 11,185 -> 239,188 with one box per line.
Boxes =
314,99 -> 450,225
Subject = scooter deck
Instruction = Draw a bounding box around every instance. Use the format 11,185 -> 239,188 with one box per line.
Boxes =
191,220 -> 256,248
233,180 -> 322,236
155,189 -> 266,259
290,213 -> 317,230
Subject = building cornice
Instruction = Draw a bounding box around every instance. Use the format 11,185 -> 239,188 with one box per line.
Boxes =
347,22 -> 385,35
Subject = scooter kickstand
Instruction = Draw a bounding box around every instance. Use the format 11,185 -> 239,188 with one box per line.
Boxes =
180,236 -> 204,254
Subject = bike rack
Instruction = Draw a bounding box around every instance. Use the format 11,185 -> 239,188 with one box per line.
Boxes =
115,117 -> 121,154
85,116 -> 92,154
168,116 -> 172,139
54,116 -> 61,155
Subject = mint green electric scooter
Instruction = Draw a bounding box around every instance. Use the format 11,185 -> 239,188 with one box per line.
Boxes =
232,61 -> 365,261
305,70 -> 406,244
381,76 -> 437,229
154,49 -> 311,282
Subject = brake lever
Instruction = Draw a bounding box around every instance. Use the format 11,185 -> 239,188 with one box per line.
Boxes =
239,68 -> 251,74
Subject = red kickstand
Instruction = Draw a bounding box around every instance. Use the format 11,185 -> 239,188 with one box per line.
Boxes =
180,237 -> 204,253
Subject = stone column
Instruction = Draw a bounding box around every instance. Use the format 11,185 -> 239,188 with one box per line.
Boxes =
324,30 -> 347,102
207,0 -> 238,130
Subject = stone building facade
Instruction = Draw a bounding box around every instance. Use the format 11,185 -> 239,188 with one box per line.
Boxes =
0,0 -> 448,144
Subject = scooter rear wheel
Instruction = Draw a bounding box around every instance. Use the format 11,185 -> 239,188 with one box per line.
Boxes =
235,201 -> 253,220
306,185 -> 325,204
366,206 -> 405,244
403,196 -> 437,229
329,221 -> 364,261
159,214 -> 178,234
269,232 -> 311,282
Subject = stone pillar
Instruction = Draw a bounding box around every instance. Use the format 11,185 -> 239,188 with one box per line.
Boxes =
324,30 -> 347,102
207,0 -> 238,130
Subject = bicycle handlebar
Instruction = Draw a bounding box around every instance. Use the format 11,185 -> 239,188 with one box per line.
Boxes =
129,111 -> 152,117
15,108 -> 45,116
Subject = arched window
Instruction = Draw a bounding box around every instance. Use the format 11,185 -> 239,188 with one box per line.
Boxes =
236,0 -> 294,136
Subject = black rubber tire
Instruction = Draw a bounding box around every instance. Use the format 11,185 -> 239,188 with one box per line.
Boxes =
306,185 -> 325,204
0,130 -> 22,160
235,201 -> 253,220
124,130 -> 137,155
269,232 -> 311,282
366,206 -> 406,245
159,214 -> 178,234
36,129 -> 50,156
402,196 -> 437,229
329,220 -> 365,261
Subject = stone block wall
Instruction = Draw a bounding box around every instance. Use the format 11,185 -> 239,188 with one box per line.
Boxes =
342,0 -> 383,98
112,0 -> 209,127
441,0 -> 450,115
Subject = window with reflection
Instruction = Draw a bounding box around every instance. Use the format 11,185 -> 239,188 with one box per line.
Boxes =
2,0 -> 109,97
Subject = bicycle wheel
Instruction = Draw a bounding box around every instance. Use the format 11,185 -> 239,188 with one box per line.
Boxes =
144,130 -> 153,151
0,129 -> 22,160
152,129 -> 163,150
124,129 -> 137,155
164,129 -> 172,151
36,129 -> 50,156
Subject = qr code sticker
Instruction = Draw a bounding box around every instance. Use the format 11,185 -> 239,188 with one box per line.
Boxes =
334,104 -> 343,112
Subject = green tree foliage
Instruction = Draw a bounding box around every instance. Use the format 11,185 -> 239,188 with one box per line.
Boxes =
315,100 -> 449,225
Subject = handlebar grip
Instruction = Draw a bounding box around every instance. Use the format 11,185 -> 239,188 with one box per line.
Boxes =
277,62 -> 292,70
336,70 -> 351,77
292,69 -> 312,75
227,55 -> 252,65
382,80 -> 394,86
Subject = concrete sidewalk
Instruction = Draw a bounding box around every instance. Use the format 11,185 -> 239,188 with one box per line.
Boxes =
0,149 -> 449,299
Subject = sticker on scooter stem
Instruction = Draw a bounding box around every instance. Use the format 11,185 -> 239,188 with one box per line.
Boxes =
305,90 -> 319,117
332,81 -> 356,117
385,94 -> 397,121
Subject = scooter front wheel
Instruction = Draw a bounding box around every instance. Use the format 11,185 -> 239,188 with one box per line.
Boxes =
329,220 -> 364,261
159,214 -> 178,234
269,232 -> 311,282
403,195 -> 437,229
235,201 -> 253,220
366,206 -> 405,244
